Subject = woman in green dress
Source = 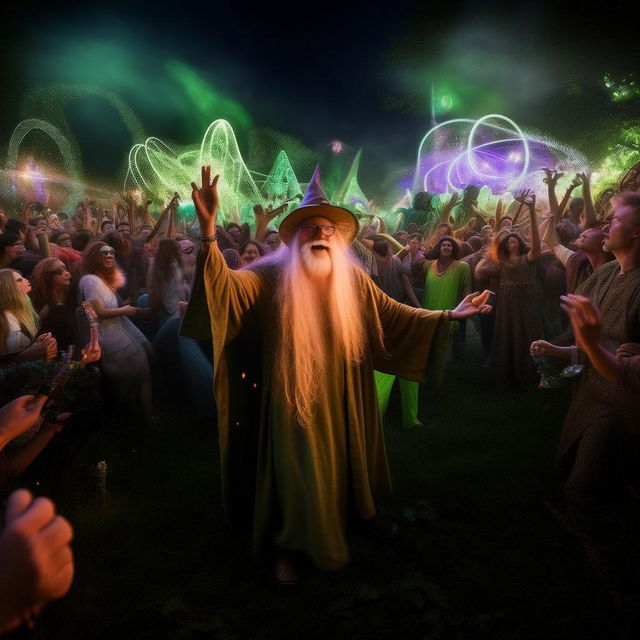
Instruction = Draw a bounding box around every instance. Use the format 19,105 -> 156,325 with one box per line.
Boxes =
422,236 -> 471,382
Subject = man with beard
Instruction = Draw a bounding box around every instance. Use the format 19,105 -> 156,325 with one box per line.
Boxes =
182,166 -> 491,583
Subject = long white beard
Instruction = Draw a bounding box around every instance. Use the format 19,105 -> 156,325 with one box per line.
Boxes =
274,235 -> 367,426
299,240 -> 332,279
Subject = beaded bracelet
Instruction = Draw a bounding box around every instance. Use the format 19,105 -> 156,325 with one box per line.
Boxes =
200,233 -> 217,243
442,310 -> 452,322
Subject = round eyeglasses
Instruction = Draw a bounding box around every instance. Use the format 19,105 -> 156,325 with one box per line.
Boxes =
300,224 -> 335,238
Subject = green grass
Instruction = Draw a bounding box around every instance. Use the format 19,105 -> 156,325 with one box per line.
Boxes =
32,334 -> 632,639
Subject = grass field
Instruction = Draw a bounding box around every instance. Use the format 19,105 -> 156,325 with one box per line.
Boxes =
29,332 -> 637,639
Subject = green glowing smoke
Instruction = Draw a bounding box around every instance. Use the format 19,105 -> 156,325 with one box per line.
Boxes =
166,60 -> 252,133
30,37 -> 252,140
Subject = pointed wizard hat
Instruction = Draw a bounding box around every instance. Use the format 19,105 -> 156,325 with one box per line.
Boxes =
278,166 -> 359,246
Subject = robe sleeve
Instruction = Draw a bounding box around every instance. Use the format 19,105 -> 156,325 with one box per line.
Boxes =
180,243 -> 263,363
363,272 -> 449,382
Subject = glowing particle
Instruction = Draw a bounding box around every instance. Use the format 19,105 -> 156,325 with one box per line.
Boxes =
241,372 -> 246,379
331,140 -> 344,154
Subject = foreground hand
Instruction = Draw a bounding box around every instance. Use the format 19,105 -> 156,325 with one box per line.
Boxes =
0,396 -> 47,442
0,490 -> 74,633
560,294 -> 601,352
191,166 -> 219,235
451,292 -> 492,320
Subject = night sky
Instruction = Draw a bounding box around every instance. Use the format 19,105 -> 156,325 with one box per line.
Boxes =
1,0 -> 639,198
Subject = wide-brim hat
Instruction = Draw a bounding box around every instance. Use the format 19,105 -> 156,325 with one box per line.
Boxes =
278,166 -> 358,247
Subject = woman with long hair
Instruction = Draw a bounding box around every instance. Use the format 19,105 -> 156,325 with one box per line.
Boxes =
0,269 -> 57,363
78,242 -> 152,420
147,238 -> 189,324
30,258 -> 75,349
422,236 -> 471,382
102,230 -> 136,301
478,192 -> 544,388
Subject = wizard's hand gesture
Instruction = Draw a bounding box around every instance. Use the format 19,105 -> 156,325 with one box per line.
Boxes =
191,166 -> 219,236
451,291 -> 493,320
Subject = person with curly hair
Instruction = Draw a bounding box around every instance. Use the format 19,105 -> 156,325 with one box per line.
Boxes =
78,242 -> 152,420
477,191 -> 543,388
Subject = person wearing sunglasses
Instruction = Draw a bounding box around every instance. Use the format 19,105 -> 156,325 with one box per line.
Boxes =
78,242 -> 152,422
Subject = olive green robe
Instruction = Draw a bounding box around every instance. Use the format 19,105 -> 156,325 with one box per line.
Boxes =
182,244 -> 447,569
558,261 -> 640,459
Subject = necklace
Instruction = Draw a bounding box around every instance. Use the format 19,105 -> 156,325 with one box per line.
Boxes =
435,260 -> 454,275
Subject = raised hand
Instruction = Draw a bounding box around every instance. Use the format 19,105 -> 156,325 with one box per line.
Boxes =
577,172 -> 590,185
191,166 -> 219,236
253,203 -> 287,241
570,174 -> 583,189
447,193 -> 461,206
514,189 -> 535,208
542,168 -> 564,186
559,294 -> 601,352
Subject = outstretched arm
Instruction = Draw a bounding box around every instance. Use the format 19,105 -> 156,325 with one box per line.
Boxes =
542,168 -> 562,223
557,174 -> 582,223
578,172 -> 597,228
187,167 -> 262,343
438,193 -> 461,225
515,190 -> 540,261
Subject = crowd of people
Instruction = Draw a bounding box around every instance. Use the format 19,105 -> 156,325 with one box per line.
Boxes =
0,162 -> 638,623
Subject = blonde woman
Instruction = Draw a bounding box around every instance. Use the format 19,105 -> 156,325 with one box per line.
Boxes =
0,269 -> 57,363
